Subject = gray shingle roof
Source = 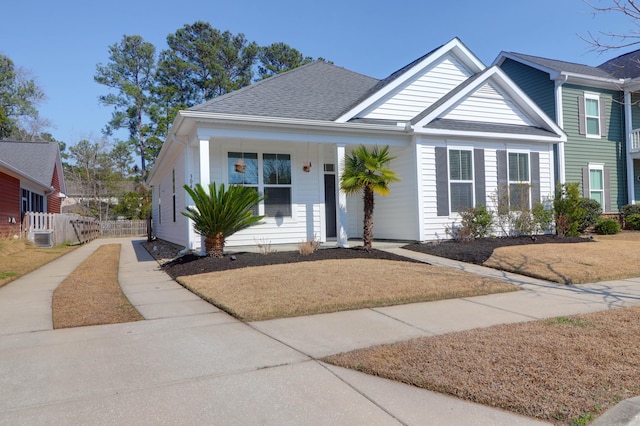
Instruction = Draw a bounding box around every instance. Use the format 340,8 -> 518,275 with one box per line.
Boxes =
598,49 -> 640,78
424,119 -> 561,138
189,61 -> 380,121
0,140 -> 60,187
506,52 -> 614,79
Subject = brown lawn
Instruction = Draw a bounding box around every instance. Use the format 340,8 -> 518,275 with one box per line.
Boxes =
484,233 -> 640,284
52,243 -> 143,328
0,238 -> 77,288
177,258 -> 516,321
325,306 -> 640,425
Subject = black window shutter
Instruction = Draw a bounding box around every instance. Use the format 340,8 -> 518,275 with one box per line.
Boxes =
578,95 -> 586,135
435,147 -> 449,216
497,150 -> 508,212
474,149 -> 486,207
530,152 -> 540,205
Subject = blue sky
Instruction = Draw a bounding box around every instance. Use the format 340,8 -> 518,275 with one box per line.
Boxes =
0,0 -> 634,146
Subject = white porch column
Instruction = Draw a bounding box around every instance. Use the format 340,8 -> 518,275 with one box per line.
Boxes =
625,90 -> 635,205
554,77 -> 567,184
336,144 -> 349,248
198,138 -> 211,255
199,138 -> 211,186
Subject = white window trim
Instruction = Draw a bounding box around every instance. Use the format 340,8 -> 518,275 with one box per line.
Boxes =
588,163 -> 605,207
584,93 -> 601,139
226,149 -> 296,222
447,147 -> 474,215
508,151 -> 531,210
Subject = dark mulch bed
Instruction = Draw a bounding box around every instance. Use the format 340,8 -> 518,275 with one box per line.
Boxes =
403,234 -> 594,265
162,247 -> 423,279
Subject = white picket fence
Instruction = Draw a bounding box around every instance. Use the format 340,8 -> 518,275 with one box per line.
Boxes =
22,213 -> 146,246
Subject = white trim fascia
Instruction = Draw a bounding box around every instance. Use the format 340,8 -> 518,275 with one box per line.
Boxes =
412,66 -> 566,140
414,127 -> 565,143
334,38 -> 486,123
492,52 -> 559,77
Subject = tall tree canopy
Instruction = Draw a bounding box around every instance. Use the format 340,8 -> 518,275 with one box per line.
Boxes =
257,42 -> 313,80
94,35 -> 157,177
157,21 -> 258,103
0,54 -> 47,140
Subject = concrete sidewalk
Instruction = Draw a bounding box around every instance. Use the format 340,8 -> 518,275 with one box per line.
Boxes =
2,238 -> 640,425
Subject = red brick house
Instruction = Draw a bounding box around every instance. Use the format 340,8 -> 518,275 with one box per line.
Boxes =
0,141 -> 66,237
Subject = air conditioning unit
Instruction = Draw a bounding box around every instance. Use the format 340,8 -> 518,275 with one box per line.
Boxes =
31,231 -> 53,248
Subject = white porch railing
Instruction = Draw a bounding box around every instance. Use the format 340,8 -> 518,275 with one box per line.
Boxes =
631,128 -> 640,152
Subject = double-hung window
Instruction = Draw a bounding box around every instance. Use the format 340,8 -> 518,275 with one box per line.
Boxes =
508,152 -> 530,209
449,149 -> 473,213
585,94 -> 601,138
228,151 -> 292,218
263,153 -> 291,217
589,165 -> 604,207
228,152 -> 259,215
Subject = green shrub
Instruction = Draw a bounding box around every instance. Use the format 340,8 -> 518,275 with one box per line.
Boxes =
459,204 -> 493,238
532,202 -> 554,234
626,214 -> 640,230
553,183 -> 585,237
578,198 -> 602,232
594,218 -> 621,235
621,204 -> 640,218
448,205 -> 494,242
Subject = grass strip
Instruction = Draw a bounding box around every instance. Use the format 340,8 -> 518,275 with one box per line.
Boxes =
52,244 -> 143,329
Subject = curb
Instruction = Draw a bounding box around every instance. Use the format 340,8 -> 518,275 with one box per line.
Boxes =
592,397 -> 640,426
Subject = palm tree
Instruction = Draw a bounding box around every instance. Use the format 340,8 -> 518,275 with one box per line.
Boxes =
340,145 -> 400,248
182,183 -> 264,257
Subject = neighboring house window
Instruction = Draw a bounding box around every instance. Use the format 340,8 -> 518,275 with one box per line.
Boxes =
508,152 -> 530,209
158,184 -> 161,224
585,94 -> 601,137
579,93 -> 607,139
21,189 -> 44,214
172,169 -> 176,222
448,149 -> 473,213
589,164 -> 604,207
227,152 -> 292,218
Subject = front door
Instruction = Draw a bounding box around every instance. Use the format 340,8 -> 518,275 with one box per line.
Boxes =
324,174 -> 337,238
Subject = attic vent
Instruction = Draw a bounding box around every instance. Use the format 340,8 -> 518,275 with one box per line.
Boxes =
32,231 -> 53,248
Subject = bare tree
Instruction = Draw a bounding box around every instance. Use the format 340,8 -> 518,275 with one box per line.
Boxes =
582,0 -> 640,52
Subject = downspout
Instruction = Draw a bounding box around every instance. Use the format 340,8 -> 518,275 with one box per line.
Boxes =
624,90 -> 635,205
554,74 -> 568,185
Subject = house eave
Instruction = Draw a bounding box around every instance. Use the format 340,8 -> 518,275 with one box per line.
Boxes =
177,111 -> 411,135
0,160 -> 52,191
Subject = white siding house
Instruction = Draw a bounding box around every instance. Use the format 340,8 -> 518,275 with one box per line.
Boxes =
148,38 -> 566,254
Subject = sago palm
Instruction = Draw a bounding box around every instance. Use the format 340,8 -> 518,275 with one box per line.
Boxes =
340,145 -> 400,248
182,183 -> 264,257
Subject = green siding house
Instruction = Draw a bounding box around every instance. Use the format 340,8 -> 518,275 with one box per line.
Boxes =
495,52 -> 636,213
